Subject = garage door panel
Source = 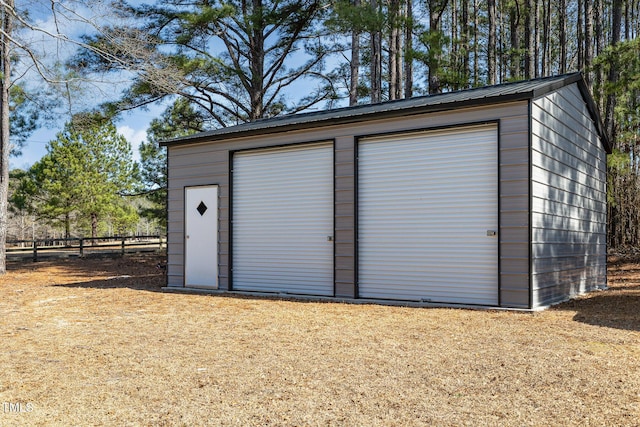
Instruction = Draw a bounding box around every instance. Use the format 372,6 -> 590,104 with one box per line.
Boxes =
358,125 -> 499,305
232,143 -> 334,296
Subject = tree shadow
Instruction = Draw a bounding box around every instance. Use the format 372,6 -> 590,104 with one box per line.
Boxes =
552,256 -> 640,332
7,254 -> 166,293
56,273 -> 165,292
553,290 -> 640,332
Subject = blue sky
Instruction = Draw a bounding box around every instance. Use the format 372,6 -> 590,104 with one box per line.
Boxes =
9,0 -> 340,170
11,103 -> 166,170
9,0 -> 165,170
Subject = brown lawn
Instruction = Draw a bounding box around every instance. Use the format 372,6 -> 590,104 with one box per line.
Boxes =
0,255 -> 639,426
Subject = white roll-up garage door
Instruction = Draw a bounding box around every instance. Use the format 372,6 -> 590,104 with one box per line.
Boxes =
358,125 -> 499,305
232,142 -> 334,296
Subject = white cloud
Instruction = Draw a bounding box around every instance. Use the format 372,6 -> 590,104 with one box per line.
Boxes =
118,125 -> 148,163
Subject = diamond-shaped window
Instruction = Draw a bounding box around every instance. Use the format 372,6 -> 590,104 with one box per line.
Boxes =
196,201 -> 208,216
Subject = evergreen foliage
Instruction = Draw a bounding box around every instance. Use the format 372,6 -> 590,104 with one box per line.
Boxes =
28,119 -> 139,238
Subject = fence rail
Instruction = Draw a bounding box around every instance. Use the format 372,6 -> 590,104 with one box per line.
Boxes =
5,235 -> 166,261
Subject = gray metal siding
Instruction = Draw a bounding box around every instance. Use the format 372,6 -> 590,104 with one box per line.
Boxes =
531,84 -> 607,307
165,101 -> 531,307
499,114 -> 531,307
166,146 -> 230,288
334,136 -> 356,298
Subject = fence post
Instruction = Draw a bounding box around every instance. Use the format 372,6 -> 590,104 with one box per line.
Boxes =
32,240 -> 38,262
79,238 -> 84,258
121,237 -> 126,256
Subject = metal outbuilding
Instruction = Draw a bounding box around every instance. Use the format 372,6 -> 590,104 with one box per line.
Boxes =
161,73 -> 611,310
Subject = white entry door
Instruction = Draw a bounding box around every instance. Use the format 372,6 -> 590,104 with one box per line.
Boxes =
185,185 -> 218,289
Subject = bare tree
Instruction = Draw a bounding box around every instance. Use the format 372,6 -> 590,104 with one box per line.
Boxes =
558,0 -> 567,74
404,0 -> 413,97
509,0 -> 521,79
584,0 -> 593,82
473,0 -> 480,85
370,0 -> 382,102
460,0 -> 471,85
0,0 -> 12,273
541,0 -> 551,76
349,0 -> 361,106
524,0 -> 535,78
488,0 -> 497,84
388,0 -> 400,100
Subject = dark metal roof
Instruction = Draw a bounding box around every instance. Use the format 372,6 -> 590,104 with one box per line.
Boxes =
162,73 -> 611,153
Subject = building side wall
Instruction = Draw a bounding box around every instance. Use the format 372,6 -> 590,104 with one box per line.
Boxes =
531,84 -> 607,308
166,102 -> 531,308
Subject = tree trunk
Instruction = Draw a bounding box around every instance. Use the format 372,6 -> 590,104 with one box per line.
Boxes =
509,0 -> 520,79
65,212 -> 70,240
0,1 -> 13,274
577,0 -> 583,71
370,0 -> 382,103
488,0 -> 497,84
461,0 -> 470,85
594,0 -> 603,96
524,0 -> 535,78
541,0 -> 550,76
404,0 -> 413,98
450,0 -> 458,89
428,0 -> 448,94
558,0 -> 566,74
605,0 -> 622,141
473,0 -> 479,85
91,212 -> 98,241
249,0 -> 265,119
349,0 -> 360,106
584,0 -> 593,83
594,0 -> 603,57
624,0 -> 630,40
389,0 -> 400,100
534,0 -> 540,77
395,9 -> 403,99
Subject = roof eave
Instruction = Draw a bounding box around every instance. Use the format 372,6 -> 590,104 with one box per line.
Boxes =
529,73 -> 612,154
160,92 -> 532,147
160,72 -> 612,155
576,78 -> 612,154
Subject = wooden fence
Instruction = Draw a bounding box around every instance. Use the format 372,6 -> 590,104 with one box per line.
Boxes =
5,235 -> 166,261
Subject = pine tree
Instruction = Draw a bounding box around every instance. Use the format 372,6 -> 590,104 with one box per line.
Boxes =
30,118 -> 138,238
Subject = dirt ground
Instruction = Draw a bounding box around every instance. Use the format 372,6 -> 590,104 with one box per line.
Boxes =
0,255 -> 639,426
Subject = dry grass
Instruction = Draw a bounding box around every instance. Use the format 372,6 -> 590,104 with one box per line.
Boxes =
0,255 -> 639,426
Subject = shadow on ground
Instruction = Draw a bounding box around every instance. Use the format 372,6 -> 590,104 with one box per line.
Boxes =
57,274 -> 165,292
7,254 -> 166,293
553,290 -> 640,332
552,256 -> 640,332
